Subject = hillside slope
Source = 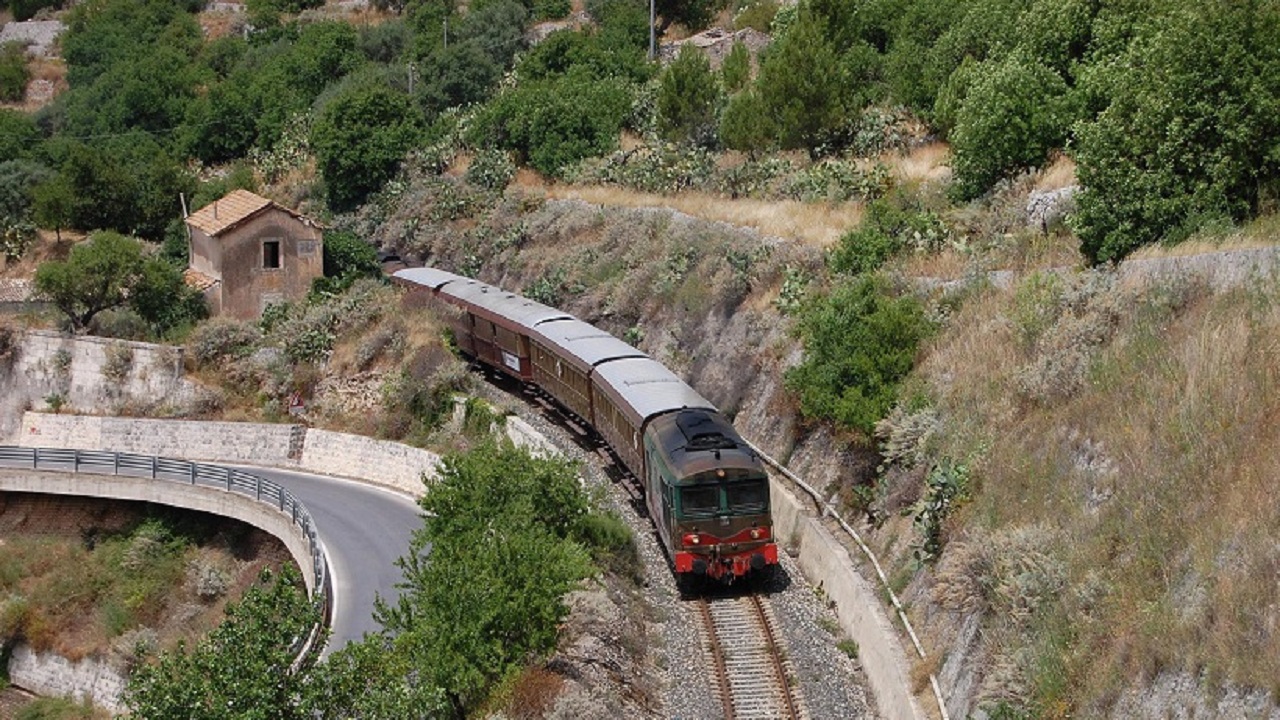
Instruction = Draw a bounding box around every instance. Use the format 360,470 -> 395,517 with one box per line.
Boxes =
357,158 -> 1280,717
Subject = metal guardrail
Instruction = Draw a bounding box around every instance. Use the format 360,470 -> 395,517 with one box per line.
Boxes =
0,445 -> 332,656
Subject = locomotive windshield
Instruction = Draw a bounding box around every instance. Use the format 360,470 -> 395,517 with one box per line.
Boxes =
726,480 -> 768,513
681,486 -> 721,518
678,478 -> 769,519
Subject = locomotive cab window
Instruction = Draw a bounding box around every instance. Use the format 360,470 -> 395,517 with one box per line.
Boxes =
680,486 -> 720,519
726,479 -> 769,513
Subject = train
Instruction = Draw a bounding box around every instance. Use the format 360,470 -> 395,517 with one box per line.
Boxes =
393,266 -> 778,583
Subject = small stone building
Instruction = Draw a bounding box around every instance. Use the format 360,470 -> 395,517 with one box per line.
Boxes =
185,189 -> 323,320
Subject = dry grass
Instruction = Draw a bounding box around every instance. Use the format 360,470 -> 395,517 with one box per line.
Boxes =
914,267 -> 1280,710
883,141 -> 952,186
544,184 -> 864,247
1033,155 -> 1077,192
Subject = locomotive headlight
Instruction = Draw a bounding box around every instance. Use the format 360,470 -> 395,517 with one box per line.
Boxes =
682,533 -> 701,546
750,527 -> 770,540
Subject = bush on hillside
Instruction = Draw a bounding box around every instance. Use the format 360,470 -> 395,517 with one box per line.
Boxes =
785,275 -> 933,434
469,74 -> 633,177
657,44 -> 721,146
950,52 -> 1075,201
1072,2 -> 1280,263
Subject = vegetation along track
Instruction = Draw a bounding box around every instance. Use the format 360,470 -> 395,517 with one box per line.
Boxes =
695,593 -> 808,720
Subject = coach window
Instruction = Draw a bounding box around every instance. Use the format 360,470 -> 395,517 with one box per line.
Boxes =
263,239 -> 281,269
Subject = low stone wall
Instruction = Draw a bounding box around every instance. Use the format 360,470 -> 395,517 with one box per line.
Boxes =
8,645 -> 127,715
18,414 -> 302,466
770,479 -> 927,720
300,429 -> 438,496
19,412 -> 433,496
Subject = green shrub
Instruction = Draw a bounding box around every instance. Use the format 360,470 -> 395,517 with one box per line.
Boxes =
470,74 -> 633,177
721,41 -> 751,93
187,318 -> 263,368
657,45 -> 721,146
829,193 -> 950,275
785,275 -> 933,433
950,52 -> 1075,201
15,697 -> 99,720
464,147 -> 516,191
733,0 -> 777,32
0,43 -> 29,104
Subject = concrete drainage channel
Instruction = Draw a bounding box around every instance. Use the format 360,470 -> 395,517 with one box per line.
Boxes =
755,441 -> 943,720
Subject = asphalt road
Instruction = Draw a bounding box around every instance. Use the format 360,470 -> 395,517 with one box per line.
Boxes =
233,466 -> 423,653
0,452 -> 423,655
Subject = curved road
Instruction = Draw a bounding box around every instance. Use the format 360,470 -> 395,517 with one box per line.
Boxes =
0,456 -> 423,655
237,466 -> 423,653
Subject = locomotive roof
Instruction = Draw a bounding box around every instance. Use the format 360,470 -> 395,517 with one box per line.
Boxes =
529,318 -> 648,373
393,267 -> 464,290
648,409 -> 764,478
439,277 -> 573,328
593,356 -> 716,430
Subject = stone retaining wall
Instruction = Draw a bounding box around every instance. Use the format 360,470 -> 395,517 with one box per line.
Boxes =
18,414 -> 300,466
300,429 -> 438,496
8,645 -> 127,715
18,412 -> 439,496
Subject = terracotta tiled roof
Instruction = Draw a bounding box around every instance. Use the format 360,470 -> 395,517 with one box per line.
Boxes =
183,269 -> 220,291
0,279 -> 34,303
185,189 -> 277,237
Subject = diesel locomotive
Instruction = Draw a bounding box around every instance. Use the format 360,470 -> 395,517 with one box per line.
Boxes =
394,267 -> 778,582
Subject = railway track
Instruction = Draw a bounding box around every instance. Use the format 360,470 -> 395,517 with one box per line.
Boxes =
695,593 -> 808,720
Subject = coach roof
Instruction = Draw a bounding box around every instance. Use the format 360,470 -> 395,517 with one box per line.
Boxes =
440,277 -> 572,328
393,267 -> 463,291
530,318 -> 647,373
593,356 -> 715,429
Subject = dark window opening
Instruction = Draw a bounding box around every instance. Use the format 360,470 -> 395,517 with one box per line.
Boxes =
726,480 -> 769,514
263,240 -> 281,269
680,486 -> 720,519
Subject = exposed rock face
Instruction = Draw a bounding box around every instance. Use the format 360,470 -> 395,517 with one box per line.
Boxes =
1025,185 -> 1078,233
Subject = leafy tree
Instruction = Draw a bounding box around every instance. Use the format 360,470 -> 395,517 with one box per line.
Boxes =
34,231 -> 146,331
376,441 -> 592,717
950,52 -> 1075,200
311,84 -> 422,211
30,173 -> 72,241
785,274 -> 932,433
125,567 -> 321,720
657,44 -> 721,145
0,41 -> 29,103
721,40 -> 750,93
129,256 -> 209,338
0,110 -> 38,163
755,10 -> 848,152
1072,1 -> 1280,263
719,88 -> 771,154
470,73 -> 633,176
0,159 -> 52,224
